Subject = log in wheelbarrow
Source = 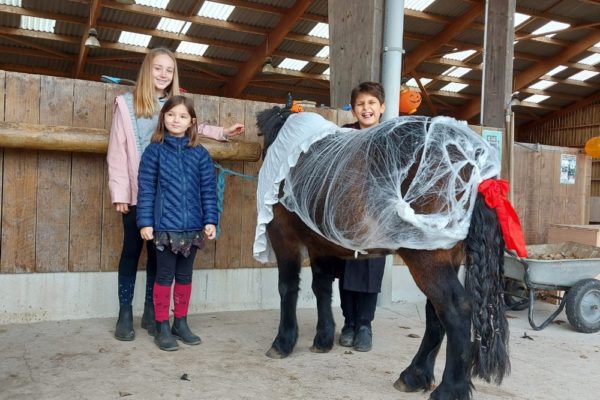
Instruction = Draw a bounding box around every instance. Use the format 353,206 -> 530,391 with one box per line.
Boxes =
504,241 -> 600,333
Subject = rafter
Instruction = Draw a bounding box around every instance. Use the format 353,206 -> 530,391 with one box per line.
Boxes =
222,0 -> 314,98
74,0 -> 101,78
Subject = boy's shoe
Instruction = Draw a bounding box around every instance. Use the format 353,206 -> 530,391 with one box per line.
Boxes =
353,325 -> 372,352
338,324 -> 355,347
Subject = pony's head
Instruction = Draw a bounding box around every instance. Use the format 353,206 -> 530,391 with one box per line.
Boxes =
256,106 -> 293,159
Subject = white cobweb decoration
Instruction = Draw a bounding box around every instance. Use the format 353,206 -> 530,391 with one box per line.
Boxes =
253,113 -> 500,263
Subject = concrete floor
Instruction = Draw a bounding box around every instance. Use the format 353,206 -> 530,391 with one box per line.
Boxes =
1,301 -> 599,400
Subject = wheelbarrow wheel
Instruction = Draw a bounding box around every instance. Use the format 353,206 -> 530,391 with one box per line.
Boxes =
565,278 -> 600,333
504,279 -> 530,311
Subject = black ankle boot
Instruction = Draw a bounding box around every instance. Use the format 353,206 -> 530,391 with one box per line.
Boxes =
154,321 -> 178,351
114,305 -> 135,341
141,303 -> 157,336
172,317 -> 202,345
353,325 -> 372,352
339,324 -> 355,347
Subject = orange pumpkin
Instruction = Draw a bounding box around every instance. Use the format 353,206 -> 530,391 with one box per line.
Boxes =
585,136 -> 600,157
399,89 -> 422,114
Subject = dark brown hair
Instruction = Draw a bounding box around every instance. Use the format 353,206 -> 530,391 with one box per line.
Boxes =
350,81 -> 385,107
151,95 -> 200,146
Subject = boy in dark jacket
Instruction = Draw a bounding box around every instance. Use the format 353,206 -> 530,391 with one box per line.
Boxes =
137,95 -> 218,351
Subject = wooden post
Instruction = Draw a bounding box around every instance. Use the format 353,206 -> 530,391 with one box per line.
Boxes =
328,0 -> 384,108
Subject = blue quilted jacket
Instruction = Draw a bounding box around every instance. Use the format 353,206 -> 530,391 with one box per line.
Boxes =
137,133 -> 218,232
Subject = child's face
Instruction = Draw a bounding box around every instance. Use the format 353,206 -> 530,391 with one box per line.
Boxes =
352,93 -> 385,129
152,54 -> 175,95
164,104 -> 194,137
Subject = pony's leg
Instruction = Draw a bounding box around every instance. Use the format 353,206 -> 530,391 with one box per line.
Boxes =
308,258 -> 336,353
265,226 -> 303,359
398,251 -> 473,400
394,299 -> 445,392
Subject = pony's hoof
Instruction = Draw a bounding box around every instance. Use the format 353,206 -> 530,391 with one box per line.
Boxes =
394,377 -> 418,392
266,346 -> 289,359
309,345 -> 331,353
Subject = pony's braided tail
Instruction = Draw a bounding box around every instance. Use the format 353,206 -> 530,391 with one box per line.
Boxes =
464,192 -> 510,384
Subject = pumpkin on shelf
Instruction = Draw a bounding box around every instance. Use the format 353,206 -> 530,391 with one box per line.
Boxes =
584,137 -> 600,158
399,88 -> 422,115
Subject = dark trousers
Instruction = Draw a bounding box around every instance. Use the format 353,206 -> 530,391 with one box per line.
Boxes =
155,247 -> 197,286
338,278 -> 379,328
118,206 -> 157,278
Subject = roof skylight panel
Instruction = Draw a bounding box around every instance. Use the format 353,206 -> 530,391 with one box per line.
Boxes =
20,16 -> 55,33
278,58 -> 309,71
405,78 -> 432,88
308,23 -> 329,39
443,49 -> 476,61
442,66 -> 471,78
523,94 -> 549,104
404,0 -> 436,12
568,70 -> 599,82
439,82 -> 468,92
176,41 -> 208,56
316,46 -> 329,58
322,68 -> 330,75
0,0 -> 22,6
157,18 -> 191,35
135,0 -> 169,9
528,80 -> 556,90
198,1 -> 235,21
118,31 -> 152,47
545,65 -> 567,77
578,53 -> 600,66
514,13 -> 531,27
531,21 -> 570,38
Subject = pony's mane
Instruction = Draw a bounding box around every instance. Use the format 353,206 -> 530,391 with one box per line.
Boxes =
256,106 -> 293,159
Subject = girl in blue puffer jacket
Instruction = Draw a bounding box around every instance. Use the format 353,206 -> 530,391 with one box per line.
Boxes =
137,95 -> 218,351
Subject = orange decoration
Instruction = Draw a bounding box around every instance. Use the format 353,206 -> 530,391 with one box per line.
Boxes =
399,89 -> 422,114
290,101 -> 304,113
585,136 -> 600,158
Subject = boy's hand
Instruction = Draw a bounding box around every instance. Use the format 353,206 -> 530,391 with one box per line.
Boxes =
224,123 -> 245,138
140,227 -> 154,241
204,224 -> 216,240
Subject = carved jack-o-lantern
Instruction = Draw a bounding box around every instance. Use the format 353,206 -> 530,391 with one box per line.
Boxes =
399,89 -> 422,115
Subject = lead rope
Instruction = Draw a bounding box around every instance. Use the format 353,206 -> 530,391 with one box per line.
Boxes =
213,162 -> 258,238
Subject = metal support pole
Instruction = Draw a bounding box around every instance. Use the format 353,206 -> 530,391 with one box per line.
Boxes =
381,0 -> 405,122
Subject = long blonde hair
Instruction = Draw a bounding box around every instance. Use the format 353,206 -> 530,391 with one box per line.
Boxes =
151,95 -> 200,147
133,48 -> 181,118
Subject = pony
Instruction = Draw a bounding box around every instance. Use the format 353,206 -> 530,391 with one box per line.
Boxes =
253,106 -> 510,400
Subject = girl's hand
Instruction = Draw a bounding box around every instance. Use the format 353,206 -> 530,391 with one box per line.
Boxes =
115,203 -> 130,214
204,224 -> 216,240
140,227 -> 154,241
224,123 -> 245,138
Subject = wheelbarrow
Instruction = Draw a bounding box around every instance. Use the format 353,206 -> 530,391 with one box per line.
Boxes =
504,241 -> 600,333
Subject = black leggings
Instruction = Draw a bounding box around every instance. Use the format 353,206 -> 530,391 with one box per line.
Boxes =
155,247 -> 197,286
118,206 -> 157,277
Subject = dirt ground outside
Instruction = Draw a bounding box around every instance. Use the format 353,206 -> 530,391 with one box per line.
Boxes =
1,301 -> 599,400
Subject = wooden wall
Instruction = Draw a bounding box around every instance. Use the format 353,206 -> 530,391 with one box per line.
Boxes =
0,71 -> 354,274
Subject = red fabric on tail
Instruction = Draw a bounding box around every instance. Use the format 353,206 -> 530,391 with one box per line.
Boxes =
173,283 -> 192,318
153,283 -> 171,322
477,179 -> 528,258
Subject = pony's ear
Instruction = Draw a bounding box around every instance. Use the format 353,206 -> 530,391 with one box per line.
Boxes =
255,106 -> 293,159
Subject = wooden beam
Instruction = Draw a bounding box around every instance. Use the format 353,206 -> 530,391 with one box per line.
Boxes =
403,3 -> 484,74
0,34 -> 74,60
0,122 -> 261,161
222,0 -> 314,98
412,72 -> 438,115
74,0 -> 101,78
209,0 -> 327,23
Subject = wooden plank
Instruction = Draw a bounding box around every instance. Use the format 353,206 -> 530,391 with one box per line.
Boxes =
214,98 -> 245,269
101,85 -> 130,272
192,94 -> 220,269
1,72 -> 40,273
337,109 -> 356,127
36,76 -> 73,272
240,101 -> 272,268
69,80 -> 106,272
538,149 -> 558,243
0,70 -> 5,264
